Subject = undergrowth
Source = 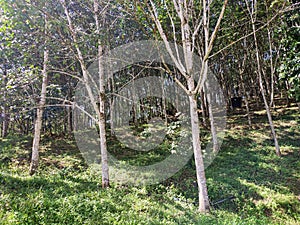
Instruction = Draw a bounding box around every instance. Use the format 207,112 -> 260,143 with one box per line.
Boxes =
0,105 -> 299,224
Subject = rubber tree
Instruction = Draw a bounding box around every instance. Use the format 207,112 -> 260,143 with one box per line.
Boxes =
29,9 -> 49,175
93,0 -> 109,188
145,0 -> 228,212
246,0 -> 281,156
60,0 -> 110,188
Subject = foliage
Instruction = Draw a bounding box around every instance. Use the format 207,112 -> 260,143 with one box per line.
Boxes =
0,0 -> 299,222
278,4 -> 300,101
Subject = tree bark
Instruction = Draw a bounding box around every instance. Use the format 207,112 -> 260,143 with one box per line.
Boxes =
29,18 -> 49,175
238,47 -> 252,126
97,46 -> 109,188
199,90 -> 208,127
1,108 -> 8,138
108,74 -> 115,135
239,72 -> 252,126
206,88 -> 219,153
267,25 -> 275,108
188,78 -> 210,212
2,66 -> 9,138
94,0 -> 109,188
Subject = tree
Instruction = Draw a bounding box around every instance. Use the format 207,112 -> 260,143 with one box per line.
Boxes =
246,0 -> 281,156
136,0 -> 229,212
29,6 -> 49,175
93,0 -> 109,188
0,0 -> 45,139
60,0 -> 110,187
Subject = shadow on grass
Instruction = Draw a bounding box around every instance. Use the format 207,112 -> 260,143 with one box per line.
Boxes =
169,128 -> 300,219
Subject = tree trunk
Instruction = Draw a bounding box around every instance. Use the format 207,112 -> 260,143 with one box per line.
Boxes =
149,0 -> 228,212
1,108 -> 8,138
262,67 -> 271,98
240,77 -> 252,127
188,78 -> 210,212
161,69 -> 168,124
238,54 -> 252,126
248,1 -> 281,156
61,0 -> 110,187
267,26 -> 275,108
97,45 -> 109,188
2,67 -> 8,138
200,90 -> 208,127
108,74 -> 115,135
67,106 -> 73,134
202,0 -> 218,153
206,90 -> 219,153
29,30 -> 49,175
94,0 -> 109,188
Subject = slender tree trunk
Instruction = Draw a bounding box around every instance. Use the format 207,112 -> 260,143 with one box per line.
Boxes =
203,0 -> 218,153
184,2 -> 211,203
94,0 -> 109,188
161,69 -> 168,124
2,67 -> 8,138
267,26 -> 275,108
149,0 -> 227,212
108,74 -> 115,135
1,108 -> 8,138
61,0 -> 110,187
67,106 -> 72,134
205,79 -> 219,153
247,1 -> 281,156
262,67 -> 271,98
240,73 -> 252,126
131,80 -> 139,126
73,104 -> 77,131
188,79 -> 210,212
29,22 -> 49,175
97,46 -> 109,188
204,81 -> 219,153
200,90 -> 208,127
284,81 -> 291,107
238,48 -> 252,126
67,84 -> 73,134
206,91 -> 219,153
250,76 -> 260,108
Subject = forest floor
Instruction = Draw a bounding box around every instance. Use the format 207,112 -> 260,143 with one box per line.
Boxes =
0,103 -> 299,224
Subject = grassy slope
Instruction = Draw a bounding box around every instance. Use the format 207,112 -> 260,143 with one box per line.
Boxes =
0,105 -> 299,224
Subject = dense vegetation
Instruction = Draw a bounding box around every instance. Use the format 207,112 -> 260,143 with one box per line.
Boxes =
0,0 -> 299,223
0,104 -> 299,224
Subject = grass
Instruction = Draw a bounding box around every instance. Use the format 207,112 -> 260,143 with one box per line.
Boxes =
0,104 -> 299,224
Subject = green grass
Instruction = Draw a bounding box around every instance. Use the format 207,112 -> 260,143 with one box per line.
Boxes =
0,105 -> 299,224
